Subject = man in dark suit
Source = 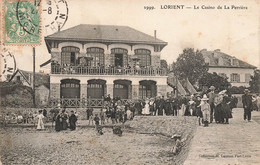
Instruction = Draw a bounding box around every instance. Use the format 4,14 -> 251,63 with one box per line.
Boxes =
242,89 -> 253,121
158,96 -> 165,116
154,97 -> 160,116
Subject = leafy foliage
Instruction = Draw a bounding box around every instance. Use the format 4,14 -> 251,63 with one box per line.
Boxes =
228,86 -> 247,94
160,59 -> 168,69
173,48 -> 208,84
198,72 -> 231,92
0,82 -> 33,107
249,69 -> 260,94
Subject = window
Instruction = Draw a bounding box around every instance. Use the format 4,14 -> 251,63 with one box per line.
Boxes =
154,45 -> 161,52
111,48 -> 127,54
114,84 -> 125,88
87,47 -> 104,67
51,42 -> 59,48
230,73 -> 240,82
214,58 -> 219,65
87,84 -> 103,88
134,49 -> 151,67
16,76 -> 21,81
245,73 -> 251,83
139,85 -> 152,99
61,46 -> 80,66
111,48 -> 128,67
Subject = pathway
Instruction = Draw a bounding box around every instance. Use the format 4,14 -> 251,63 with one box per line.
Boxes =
184,108 -> 260,165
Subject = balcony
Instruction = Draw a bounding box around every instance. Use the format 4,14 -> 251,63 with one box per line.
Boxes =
51,65 -> 167,76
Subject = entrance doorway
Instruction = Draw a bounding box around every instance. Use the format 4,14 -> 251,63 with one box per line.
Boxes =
115,54 -> 123,67
139,80 -> 157,99
87,79 -> 106,99
113,80 -> 131,99
60,79 -> 80,99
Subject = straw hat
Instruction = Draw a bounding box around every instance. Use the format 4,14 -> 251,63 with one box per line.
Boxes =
218,90 -> 227,95
171,134 -> 181,139
244,89 -> 250,93
201,94 -> 209,101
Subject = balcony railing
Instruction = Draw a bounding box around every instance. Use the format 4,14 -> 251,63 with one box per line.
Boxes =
51,65 -> 167,76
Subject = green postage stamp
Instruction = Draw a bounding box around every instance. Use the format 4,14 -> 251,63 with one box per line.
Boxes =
2,0 -> 41,44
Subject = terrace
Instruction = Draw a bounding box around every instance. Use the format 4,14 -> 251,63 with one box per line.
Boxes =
51,65 -> 167,76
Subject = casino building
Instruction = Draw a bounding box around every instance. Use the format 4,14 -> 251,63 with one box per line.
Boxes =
44,24 -> 168,107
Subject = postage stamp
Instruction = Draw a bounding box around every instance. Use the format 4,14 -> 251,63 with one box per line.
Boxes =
2,0 -> 41,45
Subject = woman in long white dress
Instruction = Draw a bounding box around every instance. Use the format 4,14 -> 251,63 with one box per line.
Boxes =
37,110 -> 45,130
142,99 -> 150,115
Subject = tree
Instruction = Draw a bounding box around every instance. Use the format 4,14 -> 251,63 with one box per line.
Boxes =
198,72 -> 231,92
249,69 -> 260,94
228,86 -> 247,94
173,48 -> 208,84
160,59 -> 168,69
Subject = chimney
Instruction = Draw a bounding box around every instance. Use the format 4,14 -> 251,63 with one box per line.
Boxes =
58,24 -> 60,32
154,30 -> 157,40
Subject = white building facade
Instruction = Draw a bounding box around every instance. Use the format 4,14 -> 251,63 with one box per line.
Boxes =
201,49 -> 256,87
44,24 -> 168,107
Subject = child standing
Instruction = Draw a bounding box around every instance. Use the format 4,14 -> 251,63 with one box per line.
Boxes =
93,114 -> 100,130
200,94 -> 210,127
88,108 -> 94,125
195,95 -> 203,126
105,106 -> 112,123
100,108 -> 105,125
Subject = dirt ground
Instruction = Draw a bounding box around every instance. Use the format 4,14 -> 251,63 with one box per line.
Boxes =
0,119 -> 196,165
184,108 -> 260,165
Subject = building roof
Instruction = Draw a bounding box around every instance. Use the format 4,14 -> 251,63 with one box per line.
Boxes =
201,49 -> 257,69
9,69 -> 50,88
45,24 -> 167,45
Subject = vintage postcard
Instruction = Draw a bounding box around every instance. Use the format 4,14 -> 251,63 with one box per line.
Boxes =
0,0 -> 259,164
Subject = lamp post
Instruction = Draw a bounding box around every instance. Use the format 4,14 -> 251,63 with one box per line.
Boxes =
33,47 -> 36,108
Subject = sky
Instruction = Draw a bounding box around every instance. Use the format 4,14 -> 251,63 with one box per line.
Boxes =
3,0 -> 260,72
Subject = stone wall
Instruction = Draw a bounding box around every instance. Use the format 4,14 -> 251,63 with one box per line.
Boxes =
129,116 -> 198,165
130,116 -> 197,137
49,83 -> 60,99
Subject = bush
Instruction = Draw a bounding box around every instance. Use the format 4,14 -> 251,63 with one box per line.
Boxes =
0,82 -> 33,108
228,86 -> 246,94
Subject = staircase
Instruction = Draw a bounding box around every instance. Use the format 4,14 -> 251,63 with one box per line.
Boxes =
167,73 -> 187,96
167,72 -> 197,96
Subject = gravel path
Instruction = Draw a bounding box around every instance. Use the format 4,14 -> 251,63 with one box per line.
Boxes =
184,108 -> 260,165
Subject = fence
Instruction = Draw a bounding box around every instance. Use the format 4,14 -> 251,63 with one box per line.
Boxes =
48,98 -> 136,108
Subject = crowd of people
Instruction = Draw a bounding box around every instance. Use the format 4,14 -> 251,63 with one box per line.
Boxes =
86,86 -> 241,127
2,85 -> 259,130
